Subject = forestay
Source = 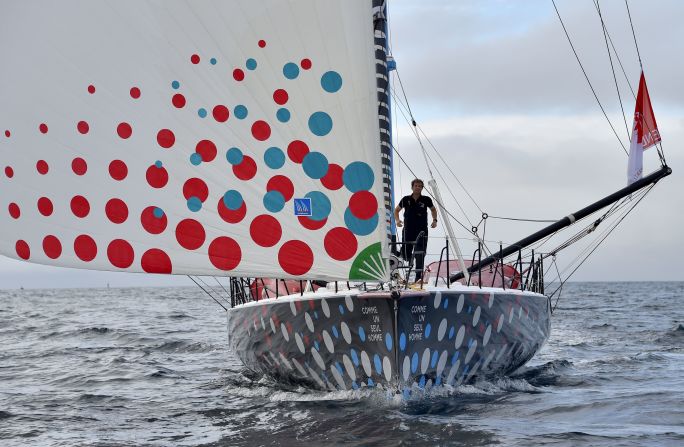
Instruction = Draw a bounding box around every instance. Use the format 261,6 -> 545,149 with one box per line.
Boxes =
0,0 -> 389,281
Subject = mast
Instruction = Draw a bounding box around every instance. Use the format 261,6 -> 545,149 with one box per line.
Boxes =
449,165 -> 672,284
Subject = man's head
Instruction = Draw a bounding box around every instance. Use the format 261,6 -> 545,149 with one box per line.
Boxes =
411,178 -> 424,195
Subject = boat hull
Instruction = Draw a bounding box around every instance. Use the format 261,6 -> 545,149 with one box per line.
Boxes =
227,287 -> 550,393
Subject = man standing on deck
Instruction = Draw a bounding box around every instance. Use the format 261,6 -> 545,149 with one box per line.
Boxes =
394,178 -> 438,281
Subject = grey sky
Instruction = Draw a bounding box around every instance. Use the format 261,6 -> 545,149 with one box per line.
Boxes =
1,0 -> 682,288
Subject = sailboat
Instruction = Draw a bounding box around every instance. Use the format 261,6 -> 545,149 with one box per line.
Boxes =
0,1 -> 670,395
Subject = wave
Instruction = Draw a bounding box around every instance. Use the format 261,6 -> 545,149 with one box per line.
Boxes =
152,340 -> 218,353
655,323 -> 684,344
0,410 -> 13,419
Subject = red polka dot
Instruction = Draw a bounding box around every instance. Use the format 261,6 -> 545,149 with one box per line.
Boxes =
349,191 -> 378,220
195,139 -> 217,162
273,89 -> 288,105
175,219 -> 206,250
38,197 -> 53,216
140,206 -> 167,234
278,240 -> 314,276
36,160 -> 49,175
233,69 -> 245,81
267,175 -> 294,201
74,235 -> 97,262
71,158 -> 87,176
298,216 -> 327,230
191,54 -> 200,64
8,203 -> 20,219
208,237 -> 241,270
108,160 -> 128,181
301,58 -> 312,70
324,227 -> 358,261
321,163 -> 344,190
4,130 -> 10,138
146,165 -> 168,188
182,177 -> 209,202
172,93 -> 186,108
105,198 -> 128,224
87,85 -> 96,94
15,240 -> 30,260
107,239 -> 134,268
39,123 -> 48,134
70,195 -> 90,218
43,235 -> 62,259
251,120 -> 271,141
233,155 -> 257,180
258,40 -> 266,48
212,105 -> 230,122
156,129 -> 175,149
217,199 -> 246,224
4,166 -> 13,178
117,122 -> 132,139
130,87 -> 141,99
77,121 -> 89,134
250,215 -> 282,247
141,249 -> 172,273
287,140 -> 310,163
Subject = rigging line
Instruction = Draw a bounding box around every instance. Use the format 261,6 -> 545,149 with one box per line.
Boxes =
488,215 -> 557,223
194,275 -> 230,306
212,276 -> 231,301
624,0 -> 643,71
389,88 -> 484,213
551,0 -> 628,155
390,95 -> 479,231
187,275 -> 227,311
596,0 -> 631,142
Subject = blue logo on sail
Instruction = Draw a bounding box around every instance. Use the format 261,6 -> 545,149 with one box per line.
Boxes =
293,198 -> 312,216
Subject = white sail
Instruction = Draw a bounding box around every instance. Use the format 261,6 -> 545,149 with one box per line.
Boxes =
0,0 -> 388,281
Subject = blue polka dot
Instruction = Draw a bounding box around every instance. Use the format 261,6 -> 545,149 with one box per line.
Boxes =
246,58 -> 257,70
276,108 -> 290,123
190,153 -> 202,166
351,381 -> 359,390
436,376 -> 442,386
403,389 -> 410,399
358,326 -> 366,342
304,191 -> 331,221
344,208 -> 379,236
335,362 -> 343,375
449,326 -> 455,339
171,80 -> 180,89
385,333 -> 393,351
332,325 -> 339,338
338,304 -> 345,315
343,161 -> 375,192
321,71 -> 343,93
210,57 -> 217,65
154,160 -> 163,168
264,147 -> 285,169
302,152 -> 329,179
283,62 -> 299,79
351,349 -> 359,367
451,351 -> 460,365
226,147 -> 243,165
425,323 -> 432,338
314,340 -> 320,351
399,333 -> 406,351
419,375 -> 426,388
430,350 -> 439,368
373,354 -> 382,374
153,207 -> 164,218
222,190 -> 243,210
411,353 -> 418,373
263,190 -> 285,212
368,378 -> 375,387
444,298 -> 449,309
308,111 -> 333,136
187,197 -> 202,212
314,311 -> 318,319
198,108 -> 207,118
234,105 -> 248,119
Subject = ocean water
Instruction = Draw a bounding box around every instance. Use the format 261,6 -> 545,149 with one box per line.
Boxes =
0,282 -> 682,446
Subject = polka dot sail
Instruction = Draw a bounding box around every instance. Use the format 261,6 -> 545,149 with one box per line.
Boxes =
0,1 -> 388,281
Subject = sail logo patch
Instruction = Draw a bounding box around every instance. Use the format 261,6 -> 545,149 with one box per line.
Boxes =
293,198 -> 312,216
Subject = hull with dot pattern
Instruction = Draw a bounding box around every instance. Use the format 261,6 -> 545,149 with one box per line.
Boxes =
227,288 -> 550,393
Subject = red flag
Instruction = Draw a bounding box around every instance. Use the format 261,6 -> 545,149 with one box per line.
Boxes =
627,72 -> 661,184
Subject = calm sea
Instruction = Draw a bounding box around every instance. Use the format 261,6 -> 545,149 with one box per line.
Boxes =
0,282 -> 682,446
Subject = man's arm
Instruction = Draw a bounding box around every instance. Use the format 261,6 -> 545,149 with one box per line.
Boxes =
394,204 -> 403,227
430,205 -> 438,228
